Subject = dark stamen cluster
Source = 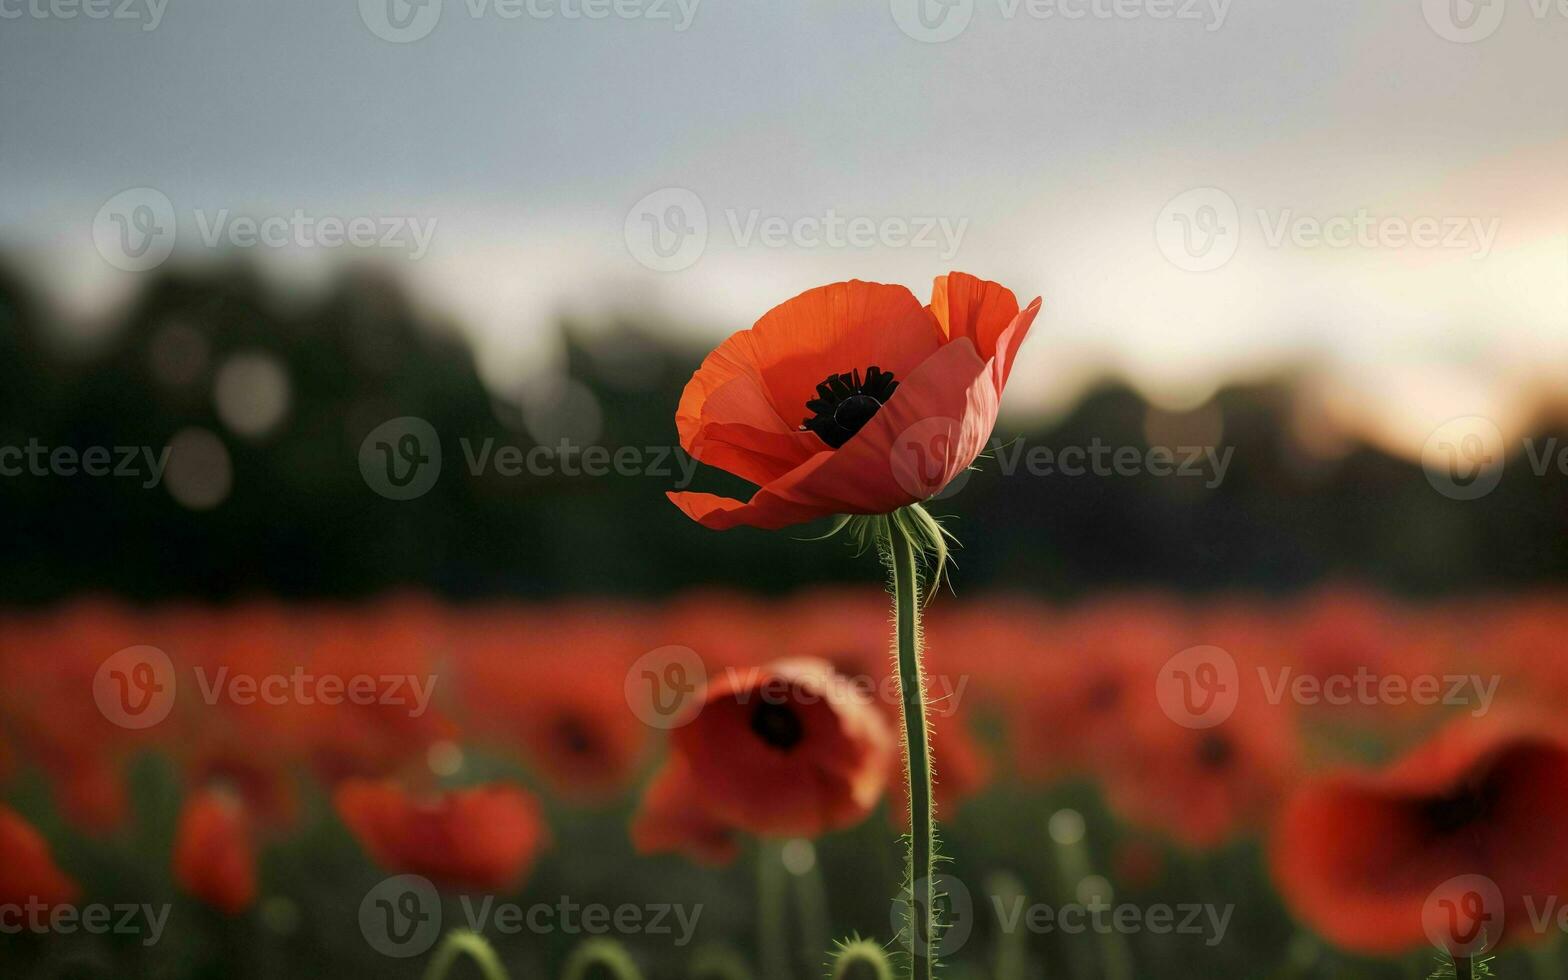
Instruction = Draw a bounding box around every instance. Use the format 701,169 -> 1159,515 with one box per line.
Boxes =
800,366 -> 899,448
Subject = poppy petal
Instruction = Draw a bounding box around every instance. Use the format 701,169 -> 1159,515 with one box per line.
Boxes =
930,272 -> 1020,365
710,280 -> 942,428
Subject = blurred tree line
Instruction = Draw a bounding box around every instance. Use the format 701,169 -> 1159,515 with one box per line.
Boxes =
1,257 -> 1564,605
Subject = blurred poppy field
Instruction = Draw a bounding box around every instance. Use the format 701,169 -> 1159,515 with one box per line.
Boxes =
7,587 -> 1568,979
3,263 -> 1568,980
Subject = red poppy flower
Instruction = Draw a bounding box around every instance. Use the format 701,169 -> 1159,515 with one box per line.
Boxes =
1270,722 -> 1568,955
297,599 -> 454,783
1102,692 -> 1299,848
1,601 -> 147,833
773,588 -> 991,821
0,804 -> 78,916
173,787 -> 257,915
454,603 -> 652,803
671,657 -> 894,837
630,757 -> 740,867
669,273 -> 1041,530
335,780 -> 546,892
1005,596 -> 1188,782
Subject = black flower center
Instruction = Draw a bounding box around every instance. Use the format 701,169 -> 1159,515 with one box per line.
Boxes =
749,701 -> 805,751
800,366 -> 899,448
1196,733 -> 1234,771
1420,775 -> 1500,835
553,715 -> 599,758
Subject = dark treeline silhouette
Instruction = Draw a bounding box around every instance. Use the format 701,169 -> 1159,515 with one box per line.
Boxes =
2,257 -> 1564,604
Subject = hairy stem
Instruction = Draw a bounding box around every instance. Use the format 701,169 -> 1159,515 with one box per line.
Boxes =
888,513 -> 936,980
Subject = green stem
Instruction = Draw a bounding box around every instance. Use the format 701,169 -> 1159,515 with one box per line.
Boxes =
758,840 -> 789,980
422,930 -> 510,980
1454,955 -> 1473,980
887,514 -> 936,980
985,872 -> 1027,980
790,845 -> 831,977
562,938 -> 644,980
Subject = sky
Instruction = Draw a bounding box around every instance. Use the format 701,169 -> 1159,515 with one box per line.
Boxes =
2,0 -> 1566,453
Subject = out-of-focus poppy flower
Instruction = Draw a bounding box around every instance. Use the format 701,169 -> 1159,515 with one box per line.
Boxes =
0,805 -> 78,915
297,599 -> 454,783
630,757 -> 739,867
1270,722 -> 1568,955
184,751 -> 298,831
1102,693 -> 1299,848
1006,596 -> 1188,782
672,657 -> 894,837
1484,594 -> 1568,713
335,780 -> 546,892
0,600 -> 149,834
669,273 -> 1041,530
778,589 -> 992,822
1280,588 -> 1445,728
455,603 -> 652,803
173,787 -> 257,915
